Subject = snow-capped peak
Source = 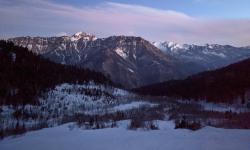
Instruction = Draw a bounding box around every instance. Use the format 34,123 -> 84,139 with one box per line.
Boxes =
74,32 -> 85,36
71,32 -> 97,41
153,41 -> 189,53
205,44 -> 225,49
167,41 -> 175,48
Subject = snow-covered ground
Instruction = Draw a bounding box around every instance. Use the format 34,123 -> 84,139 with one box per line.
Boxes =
177,99 -> 250,113
113,101 -> 158,111
2,83 -> 249,147
199,101 -> 250,113
0,83 -> 156,132
1,121 -> 250,150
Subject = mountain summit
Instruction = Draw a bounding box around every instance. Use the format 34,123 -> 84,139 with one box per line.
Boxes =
70,32 -> 97,41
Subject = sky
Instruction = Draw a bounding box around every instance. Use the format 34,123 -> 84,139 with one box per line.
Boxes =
1,0 -> 250,46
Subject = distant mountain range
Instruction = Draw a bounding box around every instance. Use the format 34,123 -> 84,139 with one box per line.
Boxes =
8,32 -> 250,88
153,41 -> 250,72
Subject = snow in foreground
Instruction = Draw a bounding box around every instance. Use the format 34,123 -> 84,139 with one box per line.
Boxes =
1,121 -> 250,150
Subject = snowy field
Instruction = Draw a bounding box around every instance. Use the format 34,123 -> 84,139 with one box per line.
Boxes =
1,121 -> 250,150
177,99 -> 250,113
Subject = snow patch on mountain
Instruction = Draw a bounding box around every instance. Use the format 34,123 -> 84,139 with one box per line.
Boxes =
115,47 -> 128,59
127,68 -> 134,73
202,50 -> 226,58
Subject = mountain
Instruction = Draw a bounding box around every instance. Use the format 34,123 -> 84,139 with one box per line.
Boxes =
76,36 -> 197,88
0,40 -> 111,105
8,32 -> 97,65
9,33 -> 195,88
134,58 -> 250,104
153,41 -> 250,72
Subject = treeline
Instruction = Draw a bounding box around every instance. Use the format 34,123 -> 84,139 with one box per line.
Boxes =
134,58 -> 250,103
0,40 -> 112,105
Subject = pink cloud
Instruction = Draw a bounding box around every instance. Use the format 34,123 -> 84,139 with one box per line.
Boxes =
0,0 -> 250,46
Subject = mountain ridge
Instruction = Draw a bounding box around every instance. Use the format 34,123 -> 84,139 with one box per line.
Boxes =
153,41 -> 250,71
9,33 -> 196,88
8,32 -> 250,88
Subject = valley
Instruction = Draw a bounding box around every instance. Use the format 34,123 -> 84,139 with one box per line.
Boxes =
1,34 -> 250,149
2,0 -> 250,149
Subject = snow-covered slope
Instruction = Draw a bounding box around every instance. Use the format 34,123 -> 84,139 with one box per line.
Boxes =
0,82 -> 157,135
1,121 -> 250,150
